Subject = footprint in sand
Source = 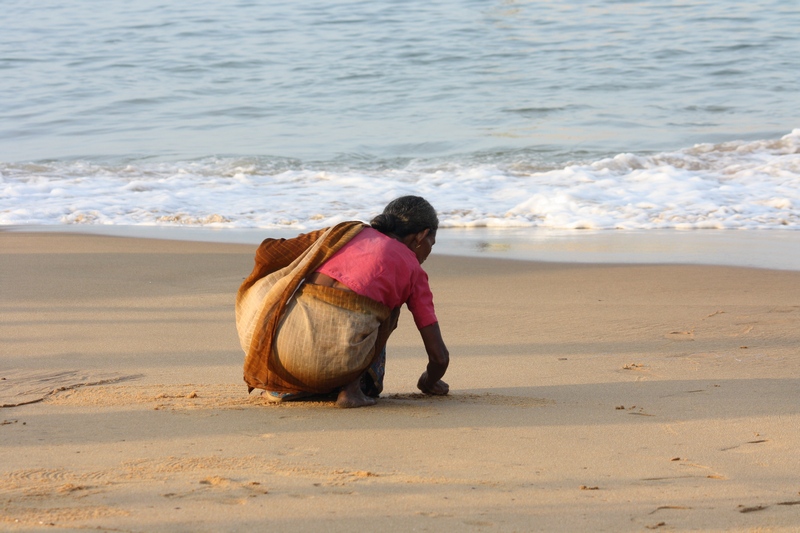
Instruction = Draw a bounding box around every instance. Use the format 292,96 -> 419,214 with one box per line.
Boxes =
665,330 -> 694,341
163,476 -> 269,505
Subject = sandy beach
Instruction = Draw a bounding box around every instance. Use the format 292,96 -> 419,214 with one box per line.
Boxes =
2,231 -> 799,532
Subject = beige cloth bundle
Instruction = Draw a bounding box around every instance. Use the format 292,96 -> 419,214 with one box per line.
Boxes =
272,283 -> 391,392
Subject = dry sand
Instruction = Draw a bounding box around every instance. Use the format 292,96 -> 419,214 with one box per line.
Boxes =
1,231 -> 799,532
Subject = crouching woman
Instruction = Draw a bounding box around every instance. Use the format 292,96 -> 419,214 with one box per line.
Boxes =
236,196 -> 450,408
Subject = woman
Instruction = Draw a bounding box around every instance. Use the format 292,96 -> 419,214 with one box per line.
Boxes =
236,196 -> 450,408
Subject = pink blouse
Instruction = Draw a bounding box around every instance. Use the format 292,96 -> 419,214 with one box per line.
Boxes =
315,227 -> 438,329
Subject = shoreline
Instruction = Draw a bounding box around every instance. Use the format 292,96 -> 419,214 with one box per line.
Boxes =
4,224 -> 800,271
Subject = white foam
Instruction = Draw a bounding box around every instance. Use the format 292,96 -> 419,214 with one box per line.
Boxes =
2,130 -> 799,231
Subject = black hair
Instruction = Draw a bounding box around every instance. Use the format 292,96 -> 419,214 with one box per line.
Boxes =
370,196 -> 439,238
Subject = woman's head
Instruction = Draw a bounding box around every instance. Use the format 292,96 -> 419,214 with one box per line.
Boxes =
371,196 -> 439,264
370,196 -> 439,238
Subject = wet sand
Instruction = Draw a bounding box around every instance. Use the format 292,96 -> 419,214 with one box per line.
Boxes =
2,232 -> 799,531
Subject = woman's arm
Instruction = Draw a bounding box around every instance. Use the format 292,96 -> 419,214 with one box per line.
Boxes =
417,322 -> 450,395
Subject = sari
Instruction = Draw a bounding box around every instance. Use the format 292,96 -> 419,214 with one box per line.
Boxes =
236,221 -> 398,394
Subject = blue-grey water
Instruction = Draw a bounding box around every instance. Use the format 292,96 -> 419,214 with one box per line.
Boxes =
1,0 -> 799,232
4,0 -> 798,162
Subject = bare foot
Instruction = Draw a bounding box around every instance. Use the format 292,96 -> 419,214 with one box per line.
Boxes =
336,378 -> 377,408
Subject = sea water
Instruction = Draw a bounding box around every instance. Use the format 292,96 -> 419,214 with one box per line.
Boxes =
1,0 -> 799,233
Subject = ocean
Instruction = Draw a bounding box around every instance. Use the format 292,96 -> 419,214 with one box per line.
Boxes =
1,0 -> 799,233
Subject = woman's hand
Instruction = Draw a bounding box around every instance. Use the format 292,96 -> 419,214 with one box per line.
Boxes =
417,323 -> 449,395
417,371 -> 449,395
